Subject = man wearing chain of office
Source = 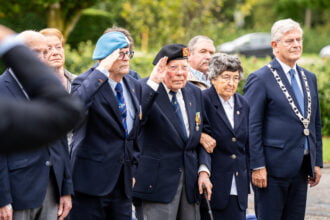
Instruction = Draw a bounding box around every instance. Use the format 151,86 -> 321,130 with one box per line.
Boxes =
244,18 -> 323,220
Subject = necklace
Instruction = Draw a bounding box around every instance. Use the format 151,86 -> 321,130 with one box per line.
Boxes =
267,64 -> 312,136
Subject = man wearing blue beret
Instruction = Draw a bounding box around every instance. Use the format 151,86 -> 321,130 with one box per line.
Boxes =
69,31 -> 163,220
133,44 -> 214,219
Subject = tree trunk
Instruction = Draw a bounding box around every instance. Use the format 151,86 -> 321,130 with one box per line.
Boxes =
304,8 -> 312,29
47,2 -> 83,42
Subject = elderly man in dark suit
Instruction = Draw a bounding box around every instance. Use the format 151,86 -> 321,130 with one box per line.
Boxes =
201,53 -> 250,220
244,18 -> 323,220
69,31 -> 162,220
133,44 -> 213,220
0,25 -> 82,155
0,30 -> 82,220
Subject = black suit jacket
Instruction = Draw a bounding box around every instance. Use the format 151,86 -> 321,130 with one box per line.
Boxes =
0,45 -> 83,154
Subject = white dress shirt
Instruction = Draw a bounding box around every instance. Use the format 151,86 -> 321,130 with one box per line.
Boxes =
219,95 -> 238,195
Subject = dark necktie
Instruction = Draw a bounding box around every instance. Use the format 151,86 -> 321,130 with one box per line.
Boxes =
169,91 -> 187,140
289,69 -> 308,152
115,83 -> 128,137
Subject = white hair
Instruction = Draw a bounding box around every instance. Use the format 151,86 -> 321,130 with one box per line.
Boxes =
271,18 -> 303,41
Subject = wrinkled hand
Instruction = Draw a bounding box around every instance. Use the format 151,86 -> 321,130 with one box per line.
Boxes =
58,195 -> 72,220
98,49 -> 120,73
149,56 -> 168,84
252,167 -> 267,188
0,204 -> 12,220
198,171 -> 212,200
200,133 -> 216,153
309,166 -> 322,187
0,25 -> 15,42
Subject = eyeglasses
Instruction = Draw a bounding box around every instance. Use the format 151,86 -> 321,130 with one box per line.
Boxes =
278,38 -> 303,46
219,74 -> 240,83
118,51 -> 134,60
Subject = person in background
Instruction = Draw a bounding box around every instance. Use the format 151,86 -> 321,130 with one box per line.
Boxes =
187,35 -> 215,90
0,30 -> 79,220
104,26 -> 141,80
201,53 -> 249,220
40,28 -> 75,91
133,44 -> 213,220
244,18 -> 322,220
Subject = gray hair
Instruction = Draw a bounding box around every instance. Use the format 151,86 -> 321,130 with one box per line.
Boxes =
188,35 -> 214,52
271,18 -> 303,41
207,53 -> 244,81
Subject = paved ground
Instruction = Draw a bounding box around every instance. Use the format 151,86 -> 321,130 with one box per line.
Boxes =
247,165 -> 330,220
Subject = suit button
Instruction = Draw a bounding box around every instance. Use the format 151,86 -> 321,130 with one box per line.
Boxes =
178,168 -> 183,173
232,137 -> 237,142
45,161 -> 52,166
119,159 -> 124,164
235,172 -> 239,176
231,154 -> 237,159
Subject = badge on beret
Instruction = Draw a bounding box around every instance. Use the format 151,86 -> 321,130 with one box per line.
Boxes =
182,48 -> 189,57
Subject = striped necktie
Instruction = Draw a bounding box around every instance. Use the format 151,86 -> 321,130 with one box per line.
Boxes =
115,83 -> 128,137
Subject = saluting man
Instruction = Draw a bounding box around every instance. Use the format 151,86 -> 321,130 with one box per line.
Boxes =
133,44 -> 213,220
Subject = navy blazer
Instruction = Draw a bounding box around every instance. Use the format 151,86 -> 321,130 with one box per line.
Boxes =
133,80 -> 208,204
202,86 -> 250,210
0,70 -> 73,209
243,59 -> 323,178
70,66 -> 156,197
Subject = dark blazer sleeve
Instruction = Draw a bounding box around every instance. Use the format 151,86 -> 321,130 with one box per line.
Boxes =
0,45 -> 83,154
243,72 -> 267,169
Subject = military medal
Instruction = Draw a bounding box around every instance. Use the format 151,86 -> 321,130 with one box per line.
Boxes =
268,64 -> 312,137
195,112 -> 201,131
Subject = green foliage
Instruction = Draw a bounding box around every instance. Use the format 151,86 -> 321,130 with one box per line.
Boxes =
66,9 -> 116,48
65,41 -> 95,75
323,137 -> 330,163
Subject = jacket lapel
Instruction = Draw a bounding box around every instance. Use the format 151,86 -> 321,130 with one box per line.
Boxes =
98,81 -> 124,134
4,70 -> 28,100
157,84 -> 187,143
233,94 -> 244,134
123,76 -> 140,135
209,86 -> 234,134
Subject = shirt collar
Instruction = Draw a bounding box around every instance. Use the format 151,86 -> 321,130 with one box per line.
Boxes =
276,58 -> 297,75
218,95 -> 234,108
189,67 -> 210,86
162,83 -> 182,96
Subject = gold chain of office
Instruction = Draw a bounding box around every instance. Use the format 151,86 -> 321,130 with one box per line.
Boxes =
267,64 -> 312,136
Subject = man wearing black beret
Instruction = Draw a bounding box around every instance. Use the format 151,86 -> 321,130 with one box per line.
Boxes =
133,44 -> 213,219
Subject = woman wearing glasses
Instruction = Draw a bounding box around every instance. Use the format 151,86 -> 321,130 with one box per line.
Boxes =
40,28 -> 75,91
201,53 -> 250,220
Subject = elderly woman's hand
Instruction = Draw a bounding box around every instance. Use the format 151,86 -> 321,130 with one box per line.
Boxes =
200,133 -> 216,153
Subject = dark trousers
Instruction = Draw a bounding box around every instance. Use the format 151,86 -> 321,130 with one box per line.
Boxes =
254,155 -> 311,220
201,195 -> 246,220
70,170 -> 132,220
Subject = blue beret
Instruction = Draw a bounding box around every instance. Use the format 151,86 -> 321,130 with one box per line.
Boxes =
92,32 -> 129,60
152,44 -> 189,65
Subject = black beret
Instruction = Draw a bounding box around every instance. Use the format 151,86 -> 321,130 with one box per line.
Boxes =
152,44 -> 189,65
